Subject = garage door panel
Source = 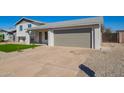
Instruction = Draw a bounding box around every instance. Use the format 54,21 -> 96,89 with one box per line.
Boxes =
54,28 -> 91,48
54,28 -> 91,34
54,33 -> 90,37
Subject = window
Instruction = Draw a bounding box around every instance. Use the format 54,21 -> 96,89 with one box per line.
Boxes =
19,25 -> 23,31
28,24 -> 32,28
45,32 -> 48,40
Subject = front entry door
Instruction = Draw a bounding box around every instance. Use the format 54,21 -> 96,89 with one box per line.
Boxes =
39,32 -> 42,43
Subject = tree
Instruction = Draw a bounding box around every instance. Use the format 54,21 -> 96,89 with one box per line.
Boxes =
103,28 -> 114,42
104,28 -> 112,34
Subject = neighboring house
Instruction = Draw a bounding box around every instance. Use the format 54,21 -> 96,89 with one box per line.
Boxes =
8,29 -> 16,42
15,17 -> 103,49
0,29 -> 9,41
117,30 -> 124,43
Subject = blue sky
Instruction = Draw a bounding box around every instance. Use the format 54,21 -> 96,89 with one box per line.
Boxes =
0,16 -> 124,31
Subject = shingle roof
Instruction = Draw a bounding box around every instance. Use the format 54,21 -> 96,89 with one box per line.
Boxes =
0,29 -> 7,32
15,17 -> 46,25
27,17 -> 103,30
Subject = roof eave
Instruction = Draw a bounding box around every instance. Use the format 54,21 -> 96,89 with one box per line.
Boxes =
27,24 -> 100,31
15,17 -> 46,25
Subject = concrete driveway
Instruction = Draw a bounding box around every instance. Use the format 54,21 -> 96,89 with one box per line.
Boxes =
0,46 -> 92,77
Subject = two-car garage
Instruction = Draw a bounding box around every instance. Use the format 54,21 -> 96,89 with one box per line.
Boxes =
54,28 -> 92,48
29,17 -> 103,49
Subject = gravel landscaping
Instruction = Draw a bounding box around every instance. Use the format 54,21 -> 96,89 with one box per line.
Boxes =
81,43 -> 124,77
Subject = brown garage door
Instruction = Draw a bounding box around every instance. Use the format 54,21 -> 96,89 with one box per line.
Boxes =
54,28 -> 92,48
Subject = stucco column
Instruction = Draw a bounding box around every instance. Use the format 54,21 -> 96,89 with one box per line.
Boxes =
48,30 -> 54,46
25,31 -> 30,44
94,25 -> 101,49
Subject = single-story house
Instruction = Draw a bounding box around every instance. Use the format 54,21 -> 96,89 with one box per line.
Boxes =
15,17 -> 103,49
117,30 -> 124,43
0,29 -> 9,41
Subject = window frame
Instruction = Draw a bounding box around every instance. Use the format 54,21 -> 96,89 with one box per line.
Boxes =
19,25 -> 23,31
28,24 -> 32,28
